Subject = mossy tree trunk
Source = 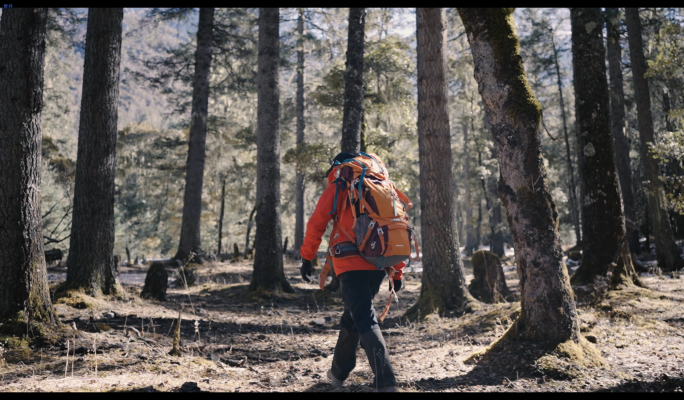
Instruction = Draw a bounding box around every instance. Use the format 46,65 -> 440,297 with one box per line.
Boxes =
294,8 -> 306,258
340,8 -> 365,154
606,8 -> 640,256
249,8 -> 294,295
569,8 -> 639,289
66,8 -> 124,296
0,7 -> 56,325
460,8 -> 581,345
406,8 -> 478,321
175,8 -> 215,263
625,8 -> 684,272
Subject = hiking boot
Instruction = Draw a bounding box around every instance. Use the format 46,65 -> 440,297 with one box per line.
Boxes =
327,369 -> 344,388
376,385 -> 401,392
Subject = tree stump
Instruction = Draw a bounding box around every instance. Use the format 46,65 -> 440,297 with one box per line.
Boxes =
141,262 -> 168,301
103,255 -> 126,299
468,250 -> 513,303
232,243 -> 240,262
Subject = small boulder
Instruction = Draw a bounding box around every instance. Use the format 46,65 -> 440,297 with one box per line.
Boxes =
141,262 -> 168,301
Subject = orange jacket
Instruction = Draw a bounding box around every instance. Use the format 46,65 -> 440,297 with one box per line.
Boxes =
300,166 -> 404,280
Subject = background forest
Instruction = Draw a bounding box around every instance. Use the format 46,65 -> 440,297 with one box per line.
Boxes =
2,7 -> 684,393
35,7 -> 682,261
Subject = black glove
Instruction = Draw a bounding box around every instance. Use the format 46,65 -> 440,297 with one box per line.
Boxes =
390,279 -> 402,292
301,258 -> 314,282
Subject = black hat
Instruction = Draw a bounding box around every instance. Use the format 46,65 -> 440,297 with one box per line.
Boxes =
326,152 -> 358,177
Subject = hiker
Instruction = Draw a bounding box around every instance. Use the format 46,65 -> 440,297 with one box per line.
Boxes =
300,151 -> 419,392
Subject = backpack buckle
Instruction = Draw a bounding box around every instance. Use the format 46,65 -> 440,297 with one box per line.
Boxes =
369,220 -> 375,229
377,228 -> 384,235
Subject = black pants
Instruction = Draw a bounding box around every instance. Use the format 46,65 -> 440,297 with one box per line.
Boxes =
330,269 -> 397,388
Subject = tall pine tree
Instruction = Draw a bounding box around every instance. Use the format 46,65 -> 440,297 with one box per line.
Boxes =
406,8 -> 478,320
0,7 -> 56,325
66,8 -> 124,296
249,8 -> 294,294
625,8 -> 684,271
175,8 -> 215,262
569,8 -> 639,288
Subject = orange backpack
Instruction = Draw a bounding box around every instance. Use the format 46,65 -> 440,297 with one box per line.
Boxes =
328,152 -> 420,270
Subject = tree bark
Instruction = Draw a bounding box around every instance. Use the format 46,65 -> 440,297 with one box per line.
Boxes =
340,8 -> 365,153
460,8 -> 581,345
294,8 -> 306,258
249,8 -> 294,294
552,37 -> 581,245
406,8 -> 478,320
66,8 -> 124,296
569,8 -> 639,289
0,7 -> 56,324
625,8 -> 684,271
605,8 -> 640,255
175,8 -> 215,262
217,178 -> 226,255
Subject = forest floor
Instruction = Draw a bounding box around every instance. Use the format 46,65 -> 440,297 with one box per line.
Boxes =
1,256 -> 683,392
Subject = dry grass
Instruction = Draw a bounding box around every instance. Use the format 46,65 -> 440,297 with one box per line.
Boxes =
0,259 -> 682,392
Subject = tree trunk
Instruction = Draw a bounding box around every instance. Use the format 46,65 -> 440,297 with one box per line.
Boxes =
606,8 -> 640,256
249,8 -> 294,294
463,120 -> 476,255
66,8 -> 124,297
294,8 -> 306,258
244,201 -> 258,257
175,8 -> 215,263
406,8 -> 478,321
625,8 -> 684,271
0,7 -> 56,325
484,115 -> 505,257
569,8 -> 639,289
103,255 -> 125,298
460,8 -> 584,347
218,178 -> 226,255
552,38 -> 581,245
340,8 -> 365,153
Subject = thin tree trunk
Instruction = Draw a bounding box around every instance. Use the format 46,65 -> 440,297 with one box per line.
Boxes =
552,38 -> 581,245
406,8 -> 478,320
244,201 -> 258,257
484,115 -> 505,257
66,8 -> 124,296
463,120 -> 476,255
175,7 -> 215,263
625,8 -> 684,271
605,8 -> 640,255
249,8 -> 294,294
460,8 -> 584,347
294,8 -> 306,258
569,8 -> 639,289
340,8 -> 365,153
0,7 -> 56,324
217,178 -> 226,255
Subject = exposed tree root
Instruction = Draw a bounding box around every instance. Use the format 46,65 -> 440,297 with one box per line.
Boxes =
464,324 -> 606,380
403,285 -> 481,322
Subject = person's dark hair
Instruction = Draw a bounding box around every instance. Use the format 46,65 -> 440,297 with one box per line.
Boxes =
326,152 -> 359,177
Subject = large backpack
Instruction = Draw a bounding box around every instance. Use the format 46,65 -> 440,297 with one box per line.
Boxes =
328,152 -> 420,270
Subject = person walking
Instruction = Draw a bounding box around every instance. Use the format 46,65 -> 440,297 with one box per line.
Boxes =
300,152 -> 406,392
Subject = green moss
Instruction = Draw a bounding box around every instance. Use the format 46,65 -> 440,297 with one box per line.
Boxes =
460,9 -> 542,127
54,284 -> 96,309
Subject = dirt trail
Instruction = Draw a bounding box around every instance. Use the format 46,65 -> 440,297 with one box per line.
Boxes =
1,259 -> 682,392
